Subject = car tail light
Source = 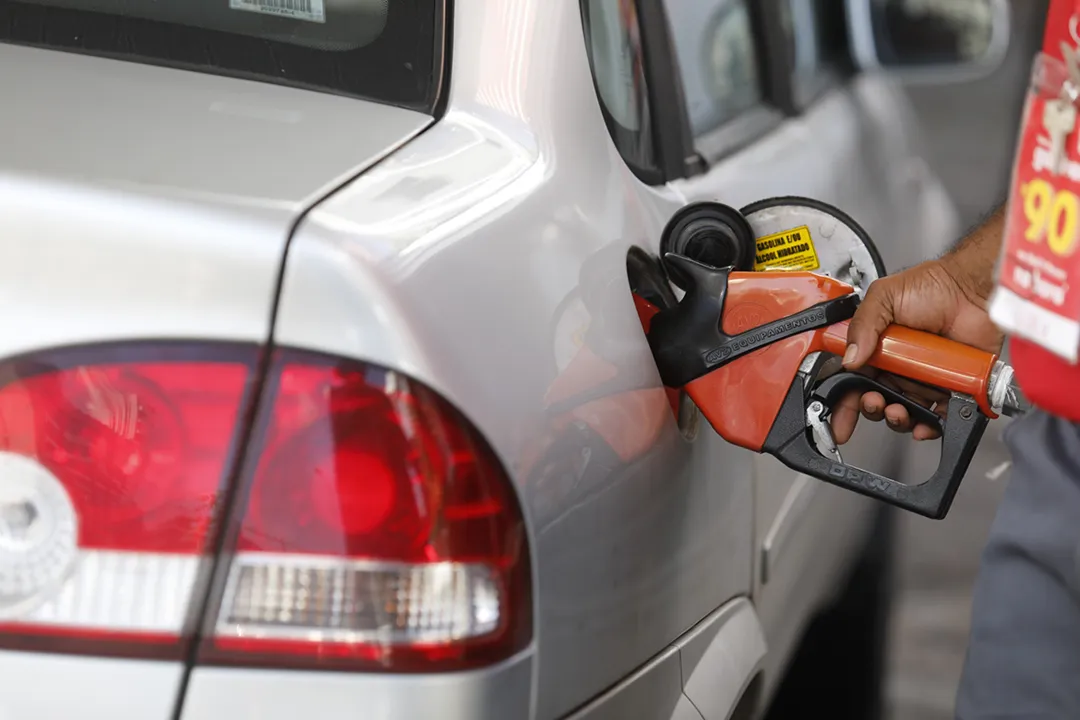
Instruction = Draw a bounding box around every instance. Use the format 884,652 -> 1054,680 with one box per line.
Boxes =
0,344 -> 256,658
0,344 -> 530,672
198,349 -> 532,672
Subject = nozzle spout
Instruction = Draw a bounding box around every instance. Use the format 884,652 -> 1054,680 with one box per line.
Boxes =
988,361 -> 1032,418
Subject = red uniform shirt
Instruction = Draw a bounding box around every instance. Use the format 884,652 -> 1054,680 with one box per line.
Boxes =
1004,0 -> 1080,422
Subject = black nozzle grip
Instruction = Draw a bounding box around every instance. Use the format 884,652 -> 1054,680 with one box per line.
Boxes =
763,376 -> 989,519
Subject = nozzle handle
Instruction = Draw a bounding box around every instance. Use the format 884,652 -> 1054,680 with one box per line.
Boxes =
763,372 -> 990,520
822,321 -> 999,417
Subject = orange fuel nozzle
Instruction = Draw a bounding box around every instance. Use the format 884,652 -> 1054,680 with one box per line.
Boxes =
645,252 -> 1026,520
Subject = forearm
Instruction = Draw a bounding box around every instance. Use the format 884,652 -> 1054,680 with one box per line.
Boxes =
940,203 -> 1006,302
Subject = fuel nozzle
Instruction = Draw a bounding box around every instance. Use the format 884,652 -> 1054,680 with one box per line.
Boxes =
644,195 -> 1022,521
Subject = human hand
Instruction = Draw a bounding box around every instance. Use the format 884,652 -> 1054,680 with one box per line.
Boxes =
830,256 -> 1004,444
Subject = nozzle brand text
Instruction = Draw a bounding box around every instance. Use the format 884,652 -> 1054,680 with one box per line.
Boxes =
704,307 -> 827,364
828,463 -> 903,500
810,455 -> 904,501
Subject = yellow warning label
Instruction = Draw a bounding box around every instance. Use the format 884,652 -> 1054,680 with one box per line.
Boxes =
753,225 -> 820,272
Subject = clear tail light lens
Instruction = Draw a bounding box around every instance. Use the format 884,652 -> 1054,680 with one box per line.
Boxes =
0,345 -> 256,657
199,350 -> 532,672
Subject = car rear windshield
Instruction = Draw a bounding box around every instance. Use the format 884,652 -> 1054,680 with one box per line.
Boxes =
0,0 -> 443,112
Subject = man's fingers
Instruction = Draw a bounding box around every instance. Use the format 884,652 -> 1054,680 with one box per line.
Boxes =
839,387 -> 940,442
913,423 -> 942,441
860,391 -> 886,422
877,372 -> 947,437
883,402 -> 944,440
830,390 -> 861,445
910,399 -> 948,441
884,403 -> 914,433
843,281 -> 895,369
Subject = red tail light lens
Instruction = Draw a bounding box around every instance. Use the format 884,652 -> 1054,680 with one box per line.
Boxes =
0,344 -> 255,657
0,343 -> 530,671
200,351 -> 532,672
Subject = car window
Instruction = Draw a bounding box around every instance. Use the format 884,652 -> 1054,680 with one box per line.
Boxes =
580,0 -> 659,182
0,0 -> 442,113
662,0 -> 761,138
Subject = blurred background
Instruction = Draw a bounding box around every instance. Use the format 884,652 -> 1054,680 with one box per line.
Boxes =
884,2 -> 1048,718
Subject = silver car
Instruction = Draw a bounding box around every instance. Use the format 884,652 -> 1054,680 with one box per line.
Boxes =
0,0 -> 1008,718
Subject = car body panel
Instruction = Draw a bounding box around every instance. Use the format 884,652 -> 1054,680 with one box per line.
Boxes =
562,645 -> 698,720
0,651 -> 183,720
181,654 -> 534,720
675,598 -> 768,720
0,41 -> 431,354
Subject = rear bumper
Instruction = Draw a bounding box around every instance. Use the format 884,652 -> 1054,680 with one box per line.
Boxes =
0,651 -> 183,720
178,651 -> 534,720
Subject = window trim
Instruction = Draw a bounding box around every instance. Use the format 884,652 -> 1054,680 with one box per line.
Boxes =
636,0 -> 700,183
749,0 -> 798,115
577,0 -> 701,186
647,0 -> 795,174
430,0 -> 452,118
579,0 -> 671,186
669,0 -> 790,171
634,0 -> 862,181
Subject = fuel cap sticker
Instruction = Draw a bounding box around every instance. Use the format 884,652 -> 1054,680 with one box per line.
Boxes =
753,225 -> 821,272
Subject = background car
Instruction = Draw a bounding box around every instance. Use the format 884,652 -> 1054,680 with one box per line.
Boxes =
0,0 -> 1014,718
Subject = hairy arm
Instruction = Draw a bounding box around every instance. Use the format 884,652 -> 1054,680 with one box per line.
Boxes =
939,203 -> 1006,303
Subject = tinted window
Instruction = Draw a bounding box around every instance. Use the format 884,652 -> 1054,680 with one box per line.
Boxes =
580,0 -> 659,181
0,0 -> 442,112
663,0 -> 760,137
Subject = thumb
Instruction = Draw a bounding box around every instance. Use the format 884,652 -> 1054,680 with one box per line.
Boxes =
843,281 -> 895,369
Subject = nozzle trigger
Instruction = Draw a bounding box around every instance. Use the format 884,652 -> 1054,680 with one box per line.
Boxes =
806,400 -> 843,465
762,371 -> 988,520
811,372 -> 942,432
